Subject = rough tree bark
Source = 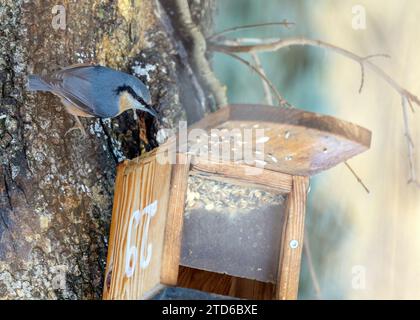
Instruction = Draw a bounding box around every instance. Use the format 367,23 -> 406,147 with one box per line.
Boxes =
0,0 -> 215,299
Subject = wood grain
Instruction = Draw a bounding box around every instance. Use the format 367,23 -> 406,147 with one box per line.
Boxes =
103,105 -> 371,300
189,104 -> 372,176
160,153 -> 191,285
276,176 -> 309,300
190,157 -> 292,193
103,151 -> 172,300
178,266 -> 274,300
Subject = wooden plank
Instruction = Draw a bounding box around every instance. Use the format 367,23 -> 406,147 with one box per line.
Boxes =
103,150 -> 172,300
178,266 -> 232,297
276,175 -> 309,300
189,104 -> 371,176
178,266 -> 274,300
190,157 -> 292,193
103,161 -> 128,298
229,277 -> 274,300
160,153 -> 191,285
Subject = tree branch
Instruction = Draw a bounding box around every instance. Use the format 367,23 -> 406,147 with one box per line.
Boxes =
171,0 -> 228,108
344,161 -> 370,193
222,51 -> 289,106
209,36 -> 420,189
209,37 -> 420,108
250,52 -> 273,105
402,97 -> 420,187
208,20 -> 295,41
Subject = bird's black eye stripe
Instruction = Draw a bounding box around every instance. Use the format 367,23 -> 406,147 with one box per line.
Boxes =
116,85 -> 150,107
136,95 -> 149,107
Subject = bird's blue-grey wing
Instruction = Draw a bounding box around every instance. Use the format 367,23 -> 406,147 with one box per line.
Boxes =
49,65 -> 110,117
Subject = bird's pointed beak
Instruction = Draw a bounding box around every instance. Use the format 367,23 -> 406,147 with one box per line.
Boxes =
144,106 -> 158,118
134,96 -> 158,118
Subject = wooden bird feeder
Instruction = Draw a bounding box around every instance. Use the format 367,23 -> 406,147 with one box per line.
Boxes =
102,104 -> 371,300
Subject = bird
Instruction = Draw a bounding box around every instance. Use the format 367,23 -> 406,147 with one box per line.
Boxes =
27,64 -> 158,135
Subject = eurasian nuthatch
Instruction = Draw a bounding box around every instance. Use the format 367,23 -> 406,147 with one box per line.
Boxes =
27,64 -> 157,134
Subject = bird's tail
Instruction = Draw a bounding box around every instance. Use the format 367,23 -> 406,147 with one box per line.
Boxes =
27,75 -> 51,92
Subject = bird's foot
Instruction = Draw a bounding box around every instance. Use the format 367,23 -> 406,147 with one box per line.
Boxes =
65,116 -> 87,137
65,125 -> 87,137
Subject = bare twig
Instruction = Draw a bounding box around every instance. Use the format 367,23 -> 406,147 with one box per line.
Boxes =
304,231 -> 322,299
358,54 -> 391,93
407,99 -> 415,113
208,21 -> 295,41
250,53 -> 273,105
210,36 -> 420,189
218,38 -> 390,95
358,61 -> 366,94
223,51 -> 289,106
223,38 -> 285,45
401,97 -> 420,187
363,53 -> 391,60
344,161 -> 370,194
209,37 -> 420,109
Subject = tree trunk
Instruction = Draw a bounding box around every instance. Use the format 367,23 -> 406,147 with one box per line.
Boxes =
0,0 -> 215,299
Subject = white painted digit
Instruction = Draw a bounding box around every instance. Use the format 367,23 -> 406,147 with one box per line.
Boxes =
125,209 -> 141,277
125,200 -> 158,277
139,201 -> 158,269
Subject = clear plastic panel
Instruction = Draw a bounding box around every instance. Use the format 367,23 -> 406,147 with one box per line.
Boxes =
181,176 -> 286,283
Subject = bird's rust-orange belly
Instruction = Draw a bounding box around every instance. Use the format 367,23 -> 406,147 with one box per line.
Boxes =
60,98 -> 95,117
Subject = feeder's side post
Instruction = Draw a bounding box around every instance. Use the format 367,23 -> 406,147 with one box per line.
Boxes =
103,161 -> 128,300
160,153 -> 191,285
276,175 -> 309,300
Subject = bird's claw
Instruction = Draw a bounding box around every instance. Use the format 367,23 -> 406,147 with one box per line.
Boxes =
65,126 -> 87,137
65,116 -> 87,137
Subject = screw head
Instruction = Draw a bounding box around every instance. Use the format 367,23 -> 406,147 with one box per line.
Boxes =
289,239 -> 299,249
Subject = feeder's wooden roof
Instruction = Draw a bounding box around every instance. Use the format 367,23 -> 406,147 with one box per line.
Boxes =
189,104 -> 371,176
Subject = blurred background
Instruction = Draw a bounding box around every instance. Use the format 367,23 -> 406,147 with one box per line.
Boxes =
212,0 -> 420,299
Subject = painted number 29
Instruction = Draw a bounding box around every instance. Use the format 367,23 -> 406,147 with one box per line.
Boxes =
125,201 -> 158,277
